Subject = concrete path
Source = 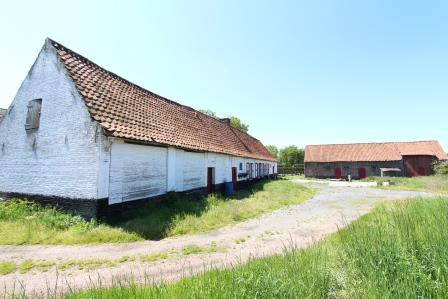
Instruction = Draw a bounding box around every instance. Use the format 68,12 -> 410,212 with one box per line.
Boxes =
0,182 -> 433,297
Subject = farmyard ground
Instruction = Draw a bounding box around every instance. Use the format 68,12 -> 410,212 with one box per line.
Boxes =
0,179 -> 435,297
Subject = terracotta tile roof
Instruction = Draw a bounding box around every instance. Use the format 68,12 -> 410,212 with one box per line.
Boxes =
49,39 -> 275,161
305,140 -> 448,163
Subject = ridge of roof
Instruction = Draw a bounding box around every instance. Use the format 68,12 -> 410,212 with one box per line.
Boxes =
47,38 -> 210,117
305,140 -> 447,162
47,38 -> 275,161
305,140 -> 440,147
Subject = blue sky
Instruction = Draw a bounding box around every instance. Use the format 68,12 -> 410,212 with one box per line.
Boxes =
1,0 -> 447,149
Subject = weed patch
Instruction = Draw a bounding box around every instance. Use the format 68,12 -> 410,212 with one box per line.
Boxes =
0,200 -> 141,245
364,175 -> 448,194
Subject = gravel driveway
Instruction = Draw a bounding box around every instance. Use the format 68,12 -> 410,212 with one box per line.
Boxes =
0,181 -> 433,297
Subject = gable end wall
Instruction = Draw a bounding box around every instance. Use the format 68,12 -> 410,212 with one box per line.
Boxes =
0,40 -> 105,199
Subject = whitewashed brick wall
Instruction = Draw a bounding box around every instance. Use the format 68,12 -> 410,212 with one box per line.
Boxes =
0,40 -> 277,205
108,141 -> 167,204
0,40 -> 103,199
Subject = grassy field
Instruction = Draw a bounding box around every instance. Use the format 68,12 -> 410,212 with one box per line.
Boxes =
69,197 -> 448,298
364,175 -> 448,194
0,179 -> 313,244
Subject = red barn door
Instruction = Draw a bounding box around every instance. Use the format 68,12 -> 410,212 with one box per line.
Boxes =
334,168 -> 342,179
358,168 -> 366,179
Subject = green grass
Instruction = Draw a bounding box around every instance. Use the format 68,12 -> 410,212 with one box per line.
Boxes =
364,175 -> 448,194
115,179 -> 314,240
0,180 -> 313,245
0,261 -> 16,275
0,200 -> 142,245
69,197 -> 448,298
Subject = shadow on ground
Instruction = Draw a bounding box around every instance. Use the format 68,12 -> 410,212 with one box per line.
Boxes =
104,180 -> 270,240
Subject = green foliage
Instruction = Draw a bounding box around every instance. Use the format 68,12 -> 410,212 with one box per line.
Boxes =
434,160 -> 448,175
265,145 -> 279,158
0,261 -> 16,275
278,145 -> 305,166
277,165 -> 304,175
228,116 -> 249,132
69,198 -> 448,298
0,200 -> 141,245
198,109 -> 249,132
117,180 -> 313,240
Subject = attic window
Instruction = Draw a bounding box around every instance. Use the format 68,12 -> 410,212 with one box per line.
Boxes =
25,99 -> 42,132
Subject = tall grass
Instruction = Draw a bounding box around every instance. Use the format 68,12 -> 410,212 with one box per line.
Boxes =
69,198 -> 448,298
0,200 -> 141,245
364,175 -> 448,194
0,180 -> 313,244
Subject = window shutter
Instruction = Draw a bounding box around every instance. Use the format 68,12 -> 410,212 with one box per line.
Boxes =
25,99 -> 42,131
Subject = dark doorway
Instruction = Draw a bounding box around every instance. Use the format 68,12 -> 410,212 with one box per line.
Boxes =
232,167 -> 238,190
207,167 -> 215,194
334,167 -> 342,179
403,155 -> 433,177
358,168 -> 366,179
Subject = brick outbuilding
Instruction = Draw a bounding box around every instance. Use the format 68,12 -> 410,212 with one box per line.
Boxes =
305,141 -> 447,179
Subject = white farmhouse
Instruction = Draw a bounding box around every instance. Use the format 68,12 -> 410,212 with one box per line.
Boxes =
0,39 -> 277,218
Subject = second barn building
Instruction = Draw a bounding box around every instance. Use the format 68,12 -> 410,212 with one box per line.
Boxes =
305,140 -> 447,179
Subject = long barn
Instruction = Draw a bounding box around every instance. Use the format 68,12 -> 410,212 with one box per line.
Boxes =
305,141 -> 447,179
0,39 -> 277,218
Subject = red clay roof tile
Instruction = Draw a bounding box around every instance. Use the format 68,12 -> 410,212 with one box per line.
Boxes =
50,39 -> 275,161
305,141 -> 448,163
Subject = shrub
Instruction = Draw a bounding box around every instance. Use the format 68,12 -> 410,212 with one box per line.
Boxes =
433,160 -> 448,175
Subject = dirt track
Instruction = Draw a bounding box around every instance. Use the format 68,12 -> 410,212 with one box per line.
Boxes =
0,181 -> 432,297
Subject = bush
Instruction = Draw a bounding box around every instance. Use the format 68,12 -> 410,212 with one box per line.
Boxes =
434,161 -> 448,175
278,165 -> 304,175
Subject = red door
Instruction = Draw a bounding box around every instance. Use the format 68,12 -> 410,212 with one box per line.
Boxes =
334,168 -> 342,179
232,167 -> 237,190
358,168 -> 366,179
207,167 -> 214,194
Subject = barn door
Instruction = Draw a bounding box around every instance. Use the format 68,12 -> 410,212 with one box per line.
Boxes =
358,168 -> 366,179
207,167 -> 215,194
334,168 -> 342,179
231,167 -> 237,190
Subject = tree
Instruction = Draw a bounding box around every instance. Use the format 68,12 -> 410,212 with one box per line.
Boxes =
278,146 -> 305,166
229,116 -> 249,133
266,145 -> 279,158
199,109 -> 249,132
